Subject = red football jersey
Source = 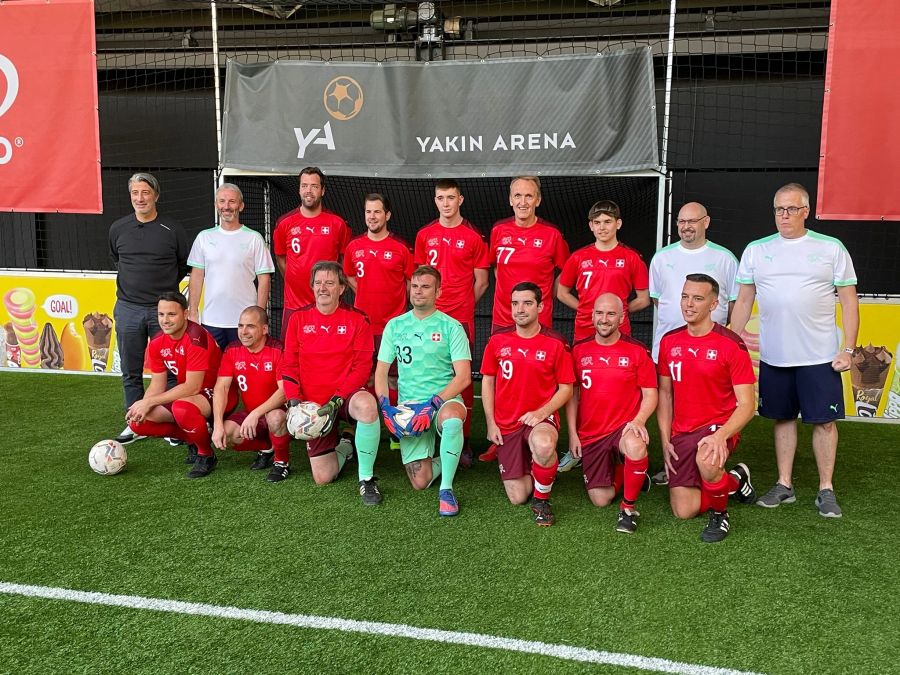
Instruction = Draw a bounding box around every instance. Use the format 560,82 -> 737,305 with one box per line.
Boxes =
414,218 -> 491,326
343,233 -> 415,335
489,217 -> 569,328
273,208 -> 351,309
572,335 -> 657,442
281,302 -> 374,404
145,321 -> 221,392
219,338 -> 284,412
481,327 -> 575,433
657,324 -> 756,434
559,242 -> 649,341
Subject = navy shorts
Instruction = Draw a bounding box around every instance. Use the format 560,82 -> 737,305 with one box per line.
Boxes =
758,361 -> 844,424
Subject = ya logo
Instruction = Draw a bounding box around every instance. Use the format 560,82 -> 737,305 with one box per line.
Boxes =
0,54 -> 21,165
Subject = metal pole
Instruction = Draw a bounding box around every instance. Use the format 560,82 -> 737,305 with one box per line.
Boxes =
211,0 -> 224,187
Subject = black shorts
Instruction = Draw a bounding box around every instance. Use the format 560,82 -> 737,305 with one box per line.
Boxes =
758,361 -> 844,423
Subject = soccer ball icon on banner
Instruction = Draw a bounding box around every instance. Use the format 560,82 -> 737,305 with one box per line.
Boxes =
88,440 -> 128,475
324,76 -> 364,121
287,401 -> 331,441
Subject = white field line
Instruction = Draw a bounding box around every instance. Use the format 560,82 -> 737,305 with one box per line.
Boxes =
0,581 -> 764,675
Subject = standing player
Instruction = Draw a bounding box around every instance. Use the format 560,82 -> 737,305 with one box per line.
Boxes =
343,193 -> 415,394
556,199 -> 649,472
281,262 -> 382,503
657,274 -> 757,542
125,292 -> 236,479
375,266 -> 471,516
482,282 -> 575,526
273,167 -> 351,338
211,306 -> 291,483
731,183 -> 859,518
414,179 -> 491,464
188,183 -> 274,351
649,202 -> 738,362
490,176 -> 569,332
565,294 -> 657,534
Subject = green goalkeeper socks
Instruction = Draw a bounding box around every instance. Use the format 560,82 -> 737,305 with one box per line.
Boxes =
355,419 -> 381,481
438,417 -> 463,491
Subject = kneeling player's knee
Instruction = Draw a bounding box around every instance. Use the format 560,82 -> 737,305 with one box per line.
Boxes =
265,409 -> 287,434
352,398 -> 378,424
440,416 -> 463,434
622,436 -> 648,461
670,501 -> 698,520
589,490 -> 614,508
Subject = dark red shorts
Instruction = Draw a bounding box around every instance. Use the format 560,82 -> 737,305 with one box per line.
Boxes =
669,425 -> 740,489
497,415 -> 560,481
581,424 -> 626,490
227,409 -> 270,441
306,389 -> 366,457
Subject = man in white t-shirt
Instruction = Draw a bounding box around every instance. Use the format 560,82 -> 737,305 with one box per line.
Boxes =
188,183 -> 275,351
649,202 -> 739,362
730,183 -> 859,518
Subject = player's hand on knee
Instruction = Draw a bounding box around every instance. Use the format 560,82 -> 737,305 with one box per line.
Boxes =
378,396 -> 402,438
240,414 -> 259,439
410,395 -> 442,434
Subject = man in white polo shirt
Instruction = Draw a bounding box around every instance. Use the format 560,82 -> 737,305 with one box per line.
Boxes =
730,183 -> 859,518
188,183 -> 275,351
649,202 -> 739,362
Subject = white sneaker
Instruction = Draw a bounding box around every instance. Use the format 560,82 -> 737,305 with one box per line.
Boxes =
114,425 -> 145,445
557,450 -> 582,472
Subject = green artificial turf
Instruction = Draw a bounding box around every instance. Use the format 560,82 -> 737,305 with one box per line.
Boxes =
0,372 -> 898,674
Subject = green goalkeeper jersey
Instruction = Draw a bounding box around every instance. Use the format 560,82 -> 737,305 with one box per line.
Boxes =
378,309 -> 471,403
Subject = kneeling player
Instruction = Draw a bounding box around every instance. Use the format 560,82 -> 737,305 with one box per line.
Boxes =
211,306 -> 292,482
657,274 -> 757,542
376,266 -> 471,516
281,262 -> 382,503
126,292 -> 236,478
482,283 -> 574,526
565,294 -> 657,534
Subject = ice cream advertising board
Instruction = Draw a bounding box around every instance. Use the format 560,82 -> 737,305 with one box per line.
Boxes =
738,298 -> 899,422
1,271 -> 120,374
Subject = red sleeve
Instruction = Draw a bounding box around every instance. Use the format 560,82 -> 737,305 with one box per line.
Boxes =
481,338 -> 499,376
636,346 -> 657,388
555,343 -> 576,385
186,340 -> 210,373
338,219 -> 352,253
631,250 -> 650,291
218,347 -> 235,378
656,339 -> 671,377
488,226 -> 499,262
273,219 -> 286,256
553,231 -> 570,270
281,313 -> 304,400
558,253 -> 578,287
728,340 -> 757,386
473,231 -> 491,269
404,244 -> 416,278
336,313 -> 374,399
414,230 -> 427,266
146,341 -> 164,374
342,242 -> 356,278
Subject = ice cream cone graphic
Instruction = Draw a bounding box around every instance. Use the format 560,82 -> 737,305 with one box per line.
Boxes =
3,287 -> 40,368
850,344 -> 892,417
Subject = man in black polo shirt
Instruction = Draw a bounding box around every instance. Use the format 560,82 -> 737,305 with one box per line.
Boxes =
109,173 -> 190,444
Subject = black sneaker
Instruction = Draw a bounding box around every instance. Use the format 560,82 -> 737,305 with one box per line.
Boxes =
166,437 -> 184,447
616,508 -> 639,534
728,463 -> 757,504
531,498 -> 555,527
700,510 -> 730,543
114,426 -> 145,445
184,443 -> 199,465
186,453 -> 217,479
266,461 -> 289,483
358,478 -> 383,506
250,450 -> 274,471
650,469 -> 669,486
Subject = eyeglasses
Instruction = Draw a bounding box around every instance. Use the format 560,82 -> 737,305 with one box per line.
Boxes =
774,205 -> 807,216
676,216 -> 707,226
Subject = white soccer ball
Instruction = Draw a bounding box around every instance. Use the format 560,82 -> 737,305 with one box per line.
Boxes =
88,439 -> 127,475
392,402 -> 418,438
287,401 -> 331,440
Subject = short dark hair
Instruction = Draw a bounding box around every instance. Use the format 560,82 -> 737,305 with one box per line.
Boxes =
158,291 -> 188,309
365,192 -> 391,213
310,260 -> 348,288
588,200 -> 621,221
685,273 -> 719,297
240,305 -> 269,326
299,166 -> 325,187
511,281 -> 542,304
435,178 -> 461,192
412,264 -> 441,288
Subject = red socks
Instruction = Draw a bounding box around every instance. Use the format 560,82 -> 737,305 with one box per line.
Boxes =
171,400 -> 213,456
532,460 -> 559,501
272,432 -> 291,464
128,419 -> 182,441
621,455 -> 649,510
701,472 -> 738,513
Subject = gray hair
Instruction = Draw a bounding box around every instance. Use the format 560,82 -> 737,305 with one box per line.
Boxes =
128,172 -> 160,195
774,182 -> 810,207
217,182 -> 244,203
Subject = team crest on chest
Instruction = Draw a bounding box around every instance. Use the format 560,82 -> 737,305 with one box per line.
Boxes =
580,355 -> 593,366
431,332 -> 442,342
670,346 -> 682,357
428,237 -> 439,246
303,325 -> 316,334
615,259 -> 625,268
456,240 -> 465,248
264,361 -> 273,371
501,236 -> 513,245
706,349 -> 718,360
161,348 -> 172,357
354,250 -> 364,259
500,346 -> 512,357
384,251 -> 393,260
536,350 -> 546,361
235,361 -> 246,370
618,356 -> 630,367
322,226 -> 330,234
581,259 -> 593,269
338,325 -> 348,335
533,239 -> 543,247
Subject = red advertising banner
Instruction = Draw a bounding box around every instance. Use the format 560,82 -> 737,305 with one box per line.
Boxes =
0,0 -> 101,213
817,0 -> 900,221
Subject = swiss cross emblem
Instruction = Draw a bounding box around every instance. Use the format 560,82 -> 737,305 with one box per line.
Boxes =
431,332 -> 442,342
706,349 -> 718,360
616,259 -> 625,268
384,251 -> 393,260
456,239 -> 465,248
303,325 -> 316,334
580,356 -> 593,366
264,362 -> 273,371
671,346 -> 682,357
618,356 -> 630,367
338,325 -> 347,335
500,347 -> 512,357
533,239 -> 543,247
322,226 -> 330,234
536,350 -> 546,361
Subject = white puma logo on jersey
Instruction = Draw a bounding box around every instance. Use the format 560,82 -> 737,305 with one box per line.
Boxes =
598,356 -> 611,365
249,363 -> 259,370
442,237 -> 452,245
597,259 -> 609,267
688,347 -> 699,357
320,325 -> 331,333
517,348 -> 529,357
516,237 -> 527,245
305,227 -> 316,234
